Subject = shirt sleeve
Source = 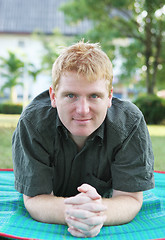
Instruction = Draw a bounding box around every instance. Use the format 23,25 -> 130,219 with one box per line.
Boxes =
12,118 -> 54,197
111,115 -> 155,192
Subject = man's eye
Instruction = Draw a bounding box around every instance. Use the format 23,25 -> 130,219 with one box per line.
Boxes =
67,94 -> 75,99
90,94 -> 98,99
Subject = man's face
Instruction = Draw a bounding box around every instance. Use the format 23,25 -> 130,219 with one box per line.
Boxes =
50,71 -> 113,139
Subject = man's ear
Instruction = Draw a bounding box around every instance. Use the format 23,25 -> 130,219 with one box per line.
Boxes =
108,87 -> 113,108
49,86 -> 56,108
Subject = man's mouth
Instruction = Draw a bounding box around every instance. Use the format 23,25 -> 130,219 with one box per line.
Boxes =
73,118 -> 91,123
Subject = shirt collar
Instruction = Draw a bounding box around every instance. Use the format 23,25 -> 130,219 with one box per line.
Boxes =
87,122 -> 104,144
56,115 -> 69,139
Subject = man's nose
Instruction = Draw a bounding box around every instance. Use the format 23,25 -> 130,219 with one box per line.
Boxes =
76,97 -> 90,115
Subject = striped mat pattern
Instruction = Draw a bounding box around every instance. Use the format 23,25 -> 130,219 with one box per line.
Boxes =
0,170 -> 165,240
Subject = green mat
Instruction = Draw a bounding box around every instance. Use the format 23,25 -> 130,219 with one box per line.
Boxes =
0,170 -> 165,240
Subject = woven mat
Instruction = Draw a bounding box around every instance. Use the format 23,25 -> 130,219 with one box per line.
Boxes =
0,170 -> 165,240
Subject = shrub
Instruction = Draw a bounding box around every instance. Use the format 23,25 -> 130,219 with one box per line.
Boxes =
134,94 -> 165,124
0,102 -> 23,114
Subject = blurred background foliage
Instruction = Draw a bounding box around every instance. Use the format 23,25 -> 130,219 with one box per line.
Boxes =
61,0 -> 165,94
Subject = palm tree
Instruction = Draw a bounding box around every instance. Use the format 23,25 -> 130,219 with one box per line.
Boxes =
21,63 -> 42,108
0,51 -> 24,102
28,63 -> 42,82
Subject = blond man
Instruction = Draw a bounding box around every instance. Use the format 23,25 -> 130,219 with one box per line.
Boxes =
12,41 -> 154,238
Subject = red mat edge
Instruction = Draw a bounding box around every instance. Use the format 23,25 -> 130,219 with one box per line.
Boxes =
0,232 -> 38,240
0,169 -> 13,171
154,170 -> 165,174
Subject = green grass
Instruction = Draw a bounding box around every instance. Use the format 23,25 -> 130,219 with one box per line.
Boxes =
0,114 -> 20,168
0,114 -> 165,171
148,125 -> 165,171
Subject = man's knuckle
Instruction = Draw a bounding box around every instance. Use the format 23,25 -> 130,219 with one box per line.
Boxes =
90,204 -> 96,211
88,218 -> 95,225
83,211 -> 89,218
86,225 -> 102,238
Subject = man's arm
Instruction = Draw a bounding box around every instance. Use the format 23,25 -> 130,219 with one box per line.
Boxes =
23,193 -> 66,225
103,190 -> 143,225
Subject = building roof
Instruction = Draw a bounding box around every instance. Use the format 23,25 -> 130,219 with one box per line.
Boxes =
0,0 -> 91,35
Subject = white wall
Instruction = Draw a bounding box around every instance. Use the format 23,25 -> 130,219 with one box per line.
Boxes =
0,33 -> 51,102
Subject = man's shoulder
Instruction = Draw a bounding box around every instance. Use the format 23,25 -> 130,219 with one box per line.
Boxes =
111,97 -> 142,116
19,90 -> 57,131
106,97 -> 143,137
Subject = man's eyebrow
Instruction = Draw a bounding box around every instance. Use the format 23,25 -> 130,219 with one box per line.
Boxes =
89,91 -> 105,97
61,90 -> 105,97
61,91 -> 76,95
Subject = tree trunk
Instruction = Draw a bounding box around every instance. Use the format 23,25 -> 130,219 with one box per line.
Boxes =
145,37 -> 154,94
151,29 -> 162,93
144,0 -> 154,94
10,86 -> 17,103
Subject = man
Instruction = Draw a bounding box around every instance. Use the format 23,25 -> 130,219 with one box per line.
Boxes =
12,41 -> 154,238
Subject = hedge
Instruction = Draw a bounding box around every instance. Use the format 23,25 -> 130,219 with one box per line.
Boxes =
134,94 -> 165,124
0,102 -> 23,114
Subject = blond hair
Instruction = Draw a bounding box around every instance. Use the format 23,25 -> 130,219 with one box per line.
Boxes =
52,41 -> 113,93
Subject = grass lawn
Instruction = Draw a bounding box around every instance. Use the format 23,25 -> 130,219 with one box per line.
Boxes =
0,114 -> 165,171
147,125 -> 165,171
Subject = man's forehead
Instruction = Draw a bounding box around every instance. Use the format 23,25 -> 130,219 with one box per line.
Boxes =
56,71 -> 110,94
59,80 -> 108,93
60,72 -> 106,85
61,71 -> 105,81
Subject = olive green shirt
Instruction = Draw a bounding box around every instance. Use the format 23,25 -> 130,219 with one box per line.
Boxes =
12,90 -> 155,197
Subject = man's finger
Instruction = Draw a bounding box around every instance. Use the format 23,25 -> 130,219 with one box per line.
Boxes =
78,184 -> 101,200
66,214 -> 106,230
83,223 -> 103,238
64,194 -> 91,205
68,225 -> 102,238
67,221 -> 103,238
68,227 -> 86,238
77,215 -> 107,226
66,216 -> 93,232
66,208 -> 96,219
73,202 -> 107,212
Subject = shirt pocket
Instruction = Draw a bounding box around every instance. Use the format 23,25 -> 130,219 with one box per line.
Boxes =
87,174 -> 112,198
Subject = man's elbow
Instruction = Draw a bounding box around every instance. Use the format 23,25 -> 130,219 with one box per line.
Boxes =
23,194 -> 39,221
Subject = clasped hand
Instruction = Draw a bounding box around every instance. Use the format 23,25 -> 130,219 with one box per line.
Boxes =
64,184 -> 107,238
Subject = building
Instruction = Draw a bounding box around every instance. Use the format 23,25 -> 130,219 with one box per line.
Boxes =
0,0 -> 91,103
